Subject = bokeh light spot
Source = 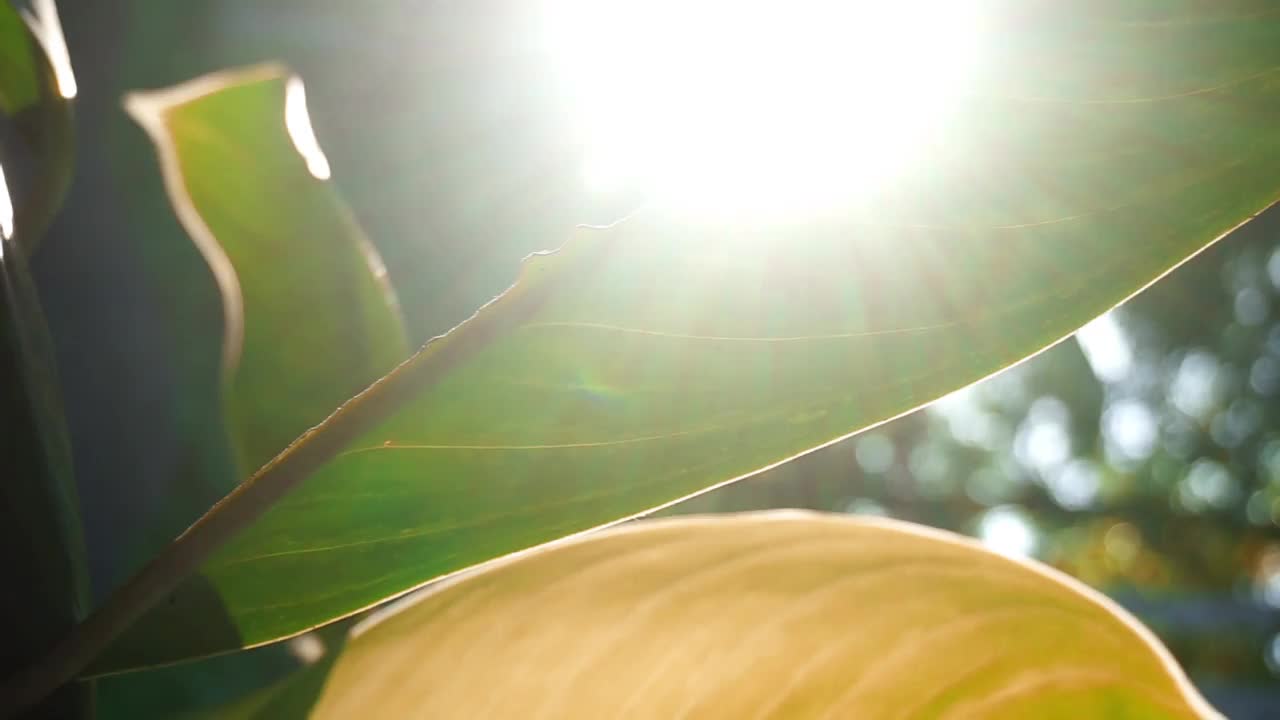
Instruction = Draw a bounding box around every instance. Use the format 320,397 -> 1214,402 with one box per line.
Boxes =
978,506 -> 1037,557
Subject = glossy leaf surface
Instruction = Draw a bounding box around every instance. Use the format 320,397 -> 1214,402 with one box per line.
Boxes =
311,513 -> 1219,719
125,65 -> 408,475
95,2 -> 1280,672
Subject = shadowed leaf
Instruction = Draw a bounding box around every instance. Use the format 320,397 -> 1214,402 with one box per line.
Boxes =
0,8 -> 39,115
179,643 -> 341,720
0,173 -> 90,713
0,0 -> 75,254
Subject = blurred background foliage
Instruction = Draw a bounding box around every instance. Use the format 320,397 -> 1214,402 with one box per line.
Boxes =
21,0 -> 1280,717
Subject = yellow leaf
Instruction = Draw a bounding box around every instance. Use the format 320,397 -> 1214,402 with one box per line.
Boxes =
312,512 -> 1219,719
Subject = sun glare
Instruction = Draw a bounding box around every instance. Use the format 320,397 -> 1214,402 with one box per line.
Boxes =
285,77 -> 332,181
0,161 -> 13,244
22,0 -> 77,99
543,0 -> 985,217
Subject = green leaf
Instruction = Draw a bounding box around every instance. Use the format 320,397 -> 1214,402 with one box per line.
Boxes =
82,3 -> 1280,675
0,5 -> 40,115
123,64 -> 408,476
0,0 -> 76,254
308,513 -> 1220,719
0,179 -> 91,712
179,648 -> 341,720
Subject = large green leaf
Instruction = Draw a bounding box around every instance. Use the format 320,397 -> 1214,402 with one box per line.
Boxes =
0,175 -> 90,712
1,0 -> 75,254
72,1 -> 1280,676
309,513 -> 1220,719
123,64 -> 408,475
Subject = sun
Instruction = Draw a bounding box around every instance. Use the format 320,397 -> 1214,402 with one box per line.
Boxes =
542,0 -> 986,218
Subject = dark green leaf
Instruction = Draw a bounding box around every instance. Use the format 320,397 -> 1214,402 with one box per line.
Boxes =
91,3 -> 1280,673
178,644 -> 340,720
0,177 -> 90,712
308,513 -> 1220,719
0,0 -> 75,254
0,6 -> 39,115
123,64 -> 408,475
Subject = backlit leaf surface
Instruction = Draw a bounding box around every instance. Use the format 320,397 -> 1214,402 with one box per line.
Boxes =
311,513 -> 1220,719
125,65 -> 408,475
95,2 -> 1280,672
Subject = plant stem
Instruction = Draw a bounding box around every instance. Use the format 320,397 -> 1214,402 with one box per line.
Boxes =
0,231 -> 602,716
